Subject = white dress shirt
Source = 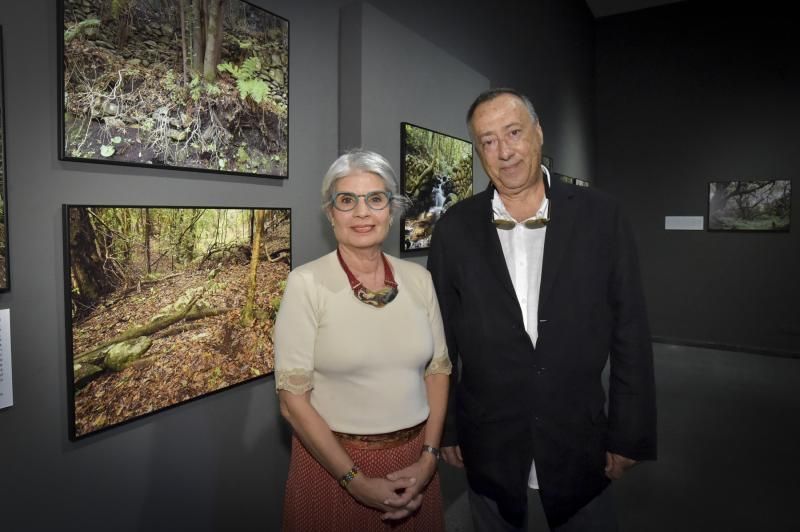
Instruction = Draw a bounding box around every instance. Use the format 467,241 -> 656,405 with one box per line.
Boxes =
492,165 -> 550,489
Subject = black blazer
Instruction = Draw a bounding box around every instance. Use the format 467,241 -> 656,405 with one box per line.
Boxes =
427,179 -> 657,528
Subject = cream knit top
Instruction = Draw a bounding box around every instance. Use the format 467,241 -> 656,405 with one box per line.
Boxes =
273,251 -> 451,434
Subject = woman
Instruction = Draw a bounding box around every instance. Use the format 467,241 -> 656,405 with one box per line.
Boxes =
273,149 -> 452,531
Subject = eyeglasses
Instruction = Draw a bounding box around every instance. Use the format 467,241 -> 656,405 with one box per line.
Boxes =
492,203 -> 550,230
331,191 -> 393,212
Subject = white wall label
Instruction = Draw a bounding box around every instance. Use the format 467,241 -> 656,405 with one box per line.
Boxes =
0,309 -> 12,410
665,216 -> 704,231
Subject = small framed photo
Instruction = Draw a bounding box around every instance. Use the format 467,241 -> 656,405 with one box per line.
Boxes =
554,173 -> 573,185
708,180 -> 791,231
400,122 -> 473,251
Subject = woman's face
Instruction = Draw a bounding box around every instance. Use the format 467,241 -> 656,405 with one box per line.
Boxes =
329,171 -> 392,253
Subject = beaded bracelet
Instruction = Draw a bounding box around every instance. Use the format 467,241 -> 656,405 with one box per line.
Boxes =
339,464 -> 360,488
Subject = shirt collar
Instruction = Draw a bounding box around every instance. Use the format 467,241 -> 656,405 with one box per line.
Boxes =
492,165 -> 551,222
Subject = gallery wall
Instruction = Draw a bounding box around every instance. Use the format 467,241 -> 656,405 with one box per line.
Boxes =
0,0 -> 596,530
595,2 -> 800,356
339,2 -> 490,264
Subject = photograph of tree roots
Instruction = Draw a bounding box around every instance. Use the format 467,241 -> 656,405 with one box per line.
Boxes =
60,0 -> 288,177
65,206 -> 291,439
400,123 -> 472,251
708,180 -> 791,231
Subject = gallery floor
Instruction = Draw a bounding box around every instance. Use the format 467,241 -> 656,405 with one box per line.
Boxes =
438,343 -> 800,532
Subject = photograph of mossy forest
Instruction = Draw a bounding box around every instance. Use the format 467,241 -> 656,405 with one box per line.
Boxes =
65,206 -> 290,438
401,123 -> 472,251
61,0 -> 288,177
709,180 -> 791,231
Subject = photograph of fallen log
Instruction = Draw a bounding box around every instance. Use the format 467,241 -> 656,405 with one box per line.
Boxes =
400,122 -> 472,251
59,0 -> 289,177
64,206 -> 291,439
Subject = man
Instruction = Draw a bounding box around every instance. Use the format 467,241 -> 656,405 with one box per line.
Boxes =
427,88 -> 656,531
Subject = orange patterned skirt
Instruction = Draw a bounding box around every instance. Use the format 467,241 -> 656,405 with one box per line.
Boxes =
282,428 -> 445,531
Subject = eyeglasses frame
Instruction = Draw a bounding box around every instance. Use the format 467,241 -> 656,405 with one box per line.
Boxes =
330,190 -> 393,212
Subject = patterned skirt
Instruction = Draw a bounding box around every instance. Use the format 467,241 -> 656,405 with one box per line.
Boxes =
282,428 -> 445,531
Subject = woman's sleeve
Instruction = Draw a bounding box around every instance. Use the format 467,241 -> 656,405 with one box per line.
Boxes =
273,269 -> 318,394
424,271 -> 452,377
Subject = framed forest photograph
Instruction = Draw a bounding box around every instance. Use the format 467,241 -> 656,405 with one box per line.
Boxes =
59,0 -> 289,178
64,206 -> 291,439
0,27 -> 8,291
400,122 -> 472,251
708,180 -> 791,231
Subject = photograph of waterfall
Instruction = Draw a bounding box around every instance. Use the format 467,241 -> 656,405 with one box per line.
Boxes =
400,122 -> 472,251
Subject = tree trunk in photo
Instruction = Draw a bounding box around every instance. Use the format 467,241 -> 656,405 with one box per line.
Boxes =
179,0 -> 189,84
203,0 -> 225,81
144,208 -> 152,274
212,0 -> 226,69
241,209 -> 265,327
248,210 -> 254,249
114,0 -> 132,49
190,0 -> 205,75
69,208 -> 115,311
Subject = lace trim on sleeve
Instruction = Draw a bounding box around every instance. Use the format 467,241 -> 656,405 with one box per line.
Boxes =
424,355 -> 452,377
275,368 -> 314,394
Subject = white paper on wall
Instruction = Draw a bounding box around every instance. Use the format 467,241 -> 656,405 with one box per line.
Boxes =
665,216 -> 704,231
0,308 -> 12,410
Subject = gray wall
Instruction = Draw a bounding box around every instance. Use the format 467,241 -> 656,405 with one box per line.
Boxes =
339,2 -> 490,265
595,2 -> 800,355
369,0 -> 597,183
0,0 -> 595,530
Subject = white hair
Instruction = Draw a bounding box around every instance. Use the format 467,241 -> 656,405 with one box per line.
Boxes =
321,149 -> 411,216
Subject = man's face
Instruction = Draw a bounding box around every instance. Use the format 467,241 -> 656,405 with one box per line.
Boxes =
470,94 -> 544,197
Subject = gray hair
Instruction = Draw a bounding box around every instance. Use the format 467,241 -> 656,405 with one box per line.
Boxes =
466,88 -> 539,141
321,149 -> 411,216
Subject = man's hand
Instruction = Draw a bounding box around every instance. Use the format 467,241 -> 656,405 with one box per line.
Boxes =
605,452 -> 637,480
441,445 -> 464,468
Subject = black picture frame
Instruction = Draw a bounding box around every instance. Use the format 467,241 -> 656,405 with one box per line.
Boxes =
58,0 -> 289,178
541,154 -> 553,172
0,27 -> 9,292
708,180 -> 791,232
554,172 -> 573,185
400,122 -> 473,252
64,205 -> 292,439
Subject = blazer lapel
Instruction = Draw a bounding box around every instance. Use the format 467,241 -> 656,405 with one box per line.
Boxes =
539,181 -> 578,310
473,187 -> 518,301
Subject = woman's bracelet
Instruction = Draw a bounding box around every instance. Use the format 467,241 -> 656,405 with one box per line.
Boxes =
339,464 -> 360,488
421,444 -> 441,460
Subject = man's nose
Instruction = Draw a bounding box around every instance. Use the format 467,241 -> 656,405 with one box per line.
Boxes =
497,139 -> 513,159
